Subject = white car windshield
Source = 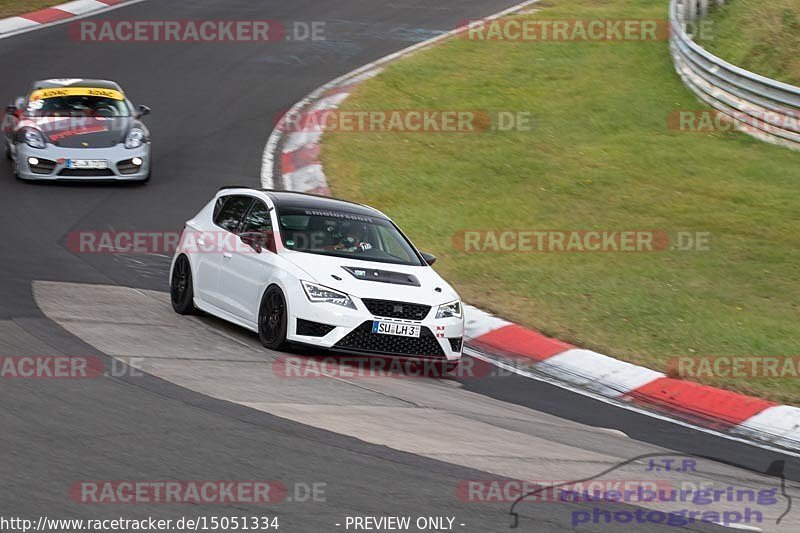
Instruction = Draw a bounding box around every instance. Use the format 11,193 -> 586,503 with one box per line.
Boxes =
277,207 -> 424,266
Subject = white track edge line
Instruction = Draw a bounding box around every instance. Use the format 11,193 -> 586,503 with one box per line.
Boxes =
0,0 -> 148,40
465,348 -> 800,459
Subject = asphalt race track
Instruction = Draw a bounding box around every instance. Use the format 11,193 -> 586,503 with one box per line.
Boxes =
0,1 -> 798,532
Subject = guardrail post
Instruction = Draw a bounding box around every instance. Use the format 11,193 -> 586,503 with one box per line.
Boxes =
699,0 -> 709,17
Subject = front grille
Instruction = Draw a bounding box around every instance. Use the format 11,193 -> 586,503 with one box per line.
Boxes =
296,319 -> 335,337
117,159 -> 142,175
29,158 -> 56,174
333,321 -> 445,358
362,299 -> 431,321
58,168 -> 115,177
448,337 -> 463,352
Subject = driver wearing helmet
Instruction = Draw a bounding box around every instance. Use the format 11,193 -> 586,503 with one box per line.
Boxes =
327,221 -> 373,252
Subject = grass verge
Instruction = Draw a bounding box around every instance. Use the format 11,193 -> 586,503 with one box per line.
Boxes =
322,0 -> 800,404
696,0 -> 800,86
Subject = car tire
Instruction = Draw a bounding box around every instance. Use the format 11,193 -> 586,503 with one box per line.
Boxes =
170,255 -> 197,315
258,285 -> 288,350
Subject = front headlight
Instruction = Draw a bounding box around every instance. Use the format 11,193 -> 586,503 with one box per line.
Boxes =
124,127 -> 145,149
436,300 -> 462,319
301,280 -> 356,310
22,127 -> 46,149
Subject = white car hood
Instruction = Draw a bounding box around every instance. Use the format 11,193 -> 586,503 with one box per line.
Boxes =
282,251 -> 459,306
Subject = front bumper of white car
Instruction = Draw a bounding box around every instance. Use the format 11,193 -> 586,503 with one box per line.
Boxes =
286,291 -> 464,362
14,142 -> 150,181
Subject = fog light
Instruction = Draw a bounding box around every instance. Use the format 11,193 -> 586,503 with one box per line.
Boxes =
27,157 -> 39,166
131,157 -> 143,166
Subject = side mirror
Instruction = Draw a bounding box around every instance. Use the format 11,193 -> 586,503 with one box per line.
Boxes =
421,252 -> 436,266
3,104 -> 20,131
137,105 -> 151,118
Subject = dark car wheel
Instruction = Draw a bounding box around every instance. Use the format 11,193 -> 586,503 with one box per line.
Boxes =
170,255 -> 197,315
258,286 -> 288,350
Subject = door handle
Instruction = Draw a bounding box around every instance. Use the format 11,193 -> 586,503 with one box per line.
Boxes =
223,253 -> 232,260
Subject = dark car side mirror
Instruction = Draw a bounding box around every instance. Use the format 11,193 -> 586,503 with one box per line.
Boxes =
137,105 -> 151,118
5,105 -> 17,113
421,252 -> 436,266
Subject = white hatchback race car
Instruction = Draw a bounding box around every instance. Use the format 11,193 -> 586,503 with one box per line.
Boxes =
169,187 -> 464,364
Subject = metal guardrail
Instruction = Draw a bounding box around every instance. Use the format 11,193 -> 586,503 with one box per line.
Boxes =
670,0 -> 800,150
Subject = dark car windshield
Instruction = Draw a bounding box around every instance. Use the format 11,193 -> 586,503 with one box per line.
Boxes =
25,95 -> 131,118
277,207 -> 424,266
